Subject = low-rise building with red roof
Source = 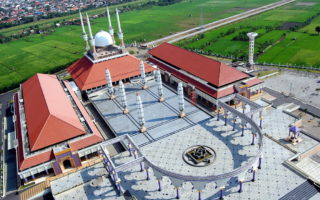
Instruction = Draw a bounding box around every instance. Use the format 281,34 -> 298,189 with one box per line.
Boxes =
13,74 -> 104,183
148,43 -> 264,107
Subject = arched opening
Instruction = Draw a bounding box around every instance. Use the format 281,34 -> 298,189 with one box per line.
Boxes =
63,159 -> 72,170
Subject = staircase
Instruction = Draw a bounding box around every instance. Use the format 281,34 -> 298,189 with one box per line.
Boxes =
279,180 -> 319,200
19,181 -> 50,200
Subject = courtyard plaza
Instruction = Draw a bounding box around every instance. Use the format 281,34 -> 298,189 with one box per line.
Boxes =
89,79 -> 212,146
240,99 -> 318,153
82,79 -> 320,199
51,162 -> 124,200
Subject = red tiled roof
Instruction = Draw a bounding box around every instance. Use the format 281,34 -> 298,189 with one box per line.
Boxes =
148,58 -> 235,99
148,43 -> 249,87
14,93 -> 54,171
68,55 -> 155,91
244,78 -> 263,87
65,81 -> 103,151
22,74 -> 86,151
15,78 -> 104,171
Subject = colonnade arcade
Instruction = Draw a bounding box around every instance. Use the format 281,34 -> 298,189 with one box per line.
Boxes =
99,98 -> 264,200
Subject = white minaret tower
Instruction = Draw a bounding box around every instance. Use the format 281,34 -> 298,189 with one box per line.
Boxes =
178,82 -> 185,118
86,13 -> 97,58
119,80 -> 128,114
140,61 -> 147,89
116,8 -> 125,49
105,69 -> 115,99
136,94 -> 147,133
79,11 -> 90,51
106,7 -> 115,43
156,70 -> 164,102
247,32 -> 258,67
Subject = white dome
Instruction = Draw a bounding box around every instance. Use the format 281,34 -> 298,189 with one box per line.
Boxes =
94,31 -> 113,47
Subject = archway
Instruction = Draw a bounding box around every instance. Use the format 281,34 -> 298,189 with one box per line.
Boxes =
63,159 -> 72,170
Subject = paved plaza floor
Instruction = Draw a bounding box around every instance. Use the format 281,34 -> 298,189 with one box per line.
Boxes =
51,163 -> 124,200
89,80 -> 211,146
87,79 -> 320,199
263,71 -> 320,108
111,122 -> 318,200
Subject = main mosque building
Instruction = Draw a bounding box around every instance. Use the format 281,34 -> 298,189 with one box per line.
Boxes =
9,6 -> 287,200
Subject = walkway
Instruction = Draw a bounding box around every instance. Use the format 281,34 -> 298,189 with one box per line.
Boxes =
263,87 -> 320,117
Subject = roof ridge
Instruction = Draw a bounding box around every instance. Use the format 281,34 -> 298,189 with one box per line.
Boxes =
82,57 -> 96,86
36,74 -> 53,114
217,62 -> 223,85
51,114 -> 85,133
31,113 -> 51,151
162,43 -> 222,64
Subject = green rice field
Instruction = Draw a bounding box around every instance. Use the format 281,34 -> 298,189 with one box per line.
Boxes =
177,0 -> 320,69
0,0 -> 278,92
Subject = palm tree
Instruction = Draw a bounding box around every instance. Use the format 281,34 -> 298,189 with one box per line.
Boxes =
315,26 -> 320,35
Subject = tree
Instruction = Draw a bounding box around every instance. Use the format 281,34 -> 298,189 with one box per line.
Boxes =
315,26 -> 320,35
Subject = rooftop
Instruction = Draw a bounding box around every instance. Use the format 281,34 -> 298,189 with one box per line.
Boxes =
68,54 -> 156,91
22,74 -> 86,151
148,43 -> 249,87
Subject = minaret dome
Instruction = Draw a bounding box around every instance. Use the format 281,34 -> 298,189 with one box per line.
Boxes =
94,30 -> 114,47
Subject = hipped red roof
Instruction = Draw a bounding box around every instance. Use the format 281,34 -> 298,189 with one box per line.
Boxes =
148,43 -> 249,87
22,74 -> 86,151
68,55 -> 155,91
148,58 -> 235,99
15,78 -> 103,171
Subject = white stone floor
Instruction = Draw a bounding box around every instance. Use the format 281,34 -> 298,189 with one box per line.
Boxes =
51,163 -> 108,195
86,79 -> 320,199
52,163 -> 124,200
262,107 -> 319,153
263,71 -> 320,108
140,118 -> 258,177
90,80 -> 211,146
112,136 -> 307,200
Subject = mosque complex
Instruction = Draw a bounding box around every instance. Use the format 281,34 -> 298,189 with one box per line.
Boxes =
12,6 -> 320,200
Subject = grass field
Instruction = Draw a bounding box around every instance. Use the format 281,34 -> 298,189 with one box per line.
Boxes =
0,0 -> 279,92
0,0 -> 151,37
177,0 -> 320,68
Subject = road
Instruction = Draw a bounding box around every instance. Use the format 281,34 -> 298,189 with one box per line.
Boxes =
143,0 -> 295,46
0,90 -> 18,198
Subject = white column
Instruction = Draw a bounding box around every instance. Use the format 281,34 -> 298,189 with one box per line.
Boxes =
106,7 -> 115,43
79,11 -> 89,51
156,70 -> 164,102
140,61 -> 147,89
105,69 -> 115,99
136,94 -> 147,132
178,82 -> 185,118
116,8 -> 125,48
119,80 -> 128,114
86,13 -> 97,57
247,32 -> 258,66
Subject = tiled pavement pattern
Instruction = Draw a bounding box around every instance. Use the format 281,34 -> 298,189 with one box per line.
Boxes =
90,81 -> 211,146
88,80 -> 320,199
52,163 -> 125,200
262,107 -> 318,153
141,119 -> 258,176
111,130 -> 310,199
279,180 -> 320,200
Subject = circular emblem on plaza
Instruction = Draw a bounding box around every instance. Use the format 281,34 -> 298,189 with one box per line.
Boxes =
183,145 -> 216,167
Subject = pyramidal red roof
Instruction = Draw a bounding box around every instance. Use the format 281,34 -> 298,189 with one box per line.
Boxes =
22,74 -> 86,151
68,54 -> 155,91
148,43 -> 249,87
